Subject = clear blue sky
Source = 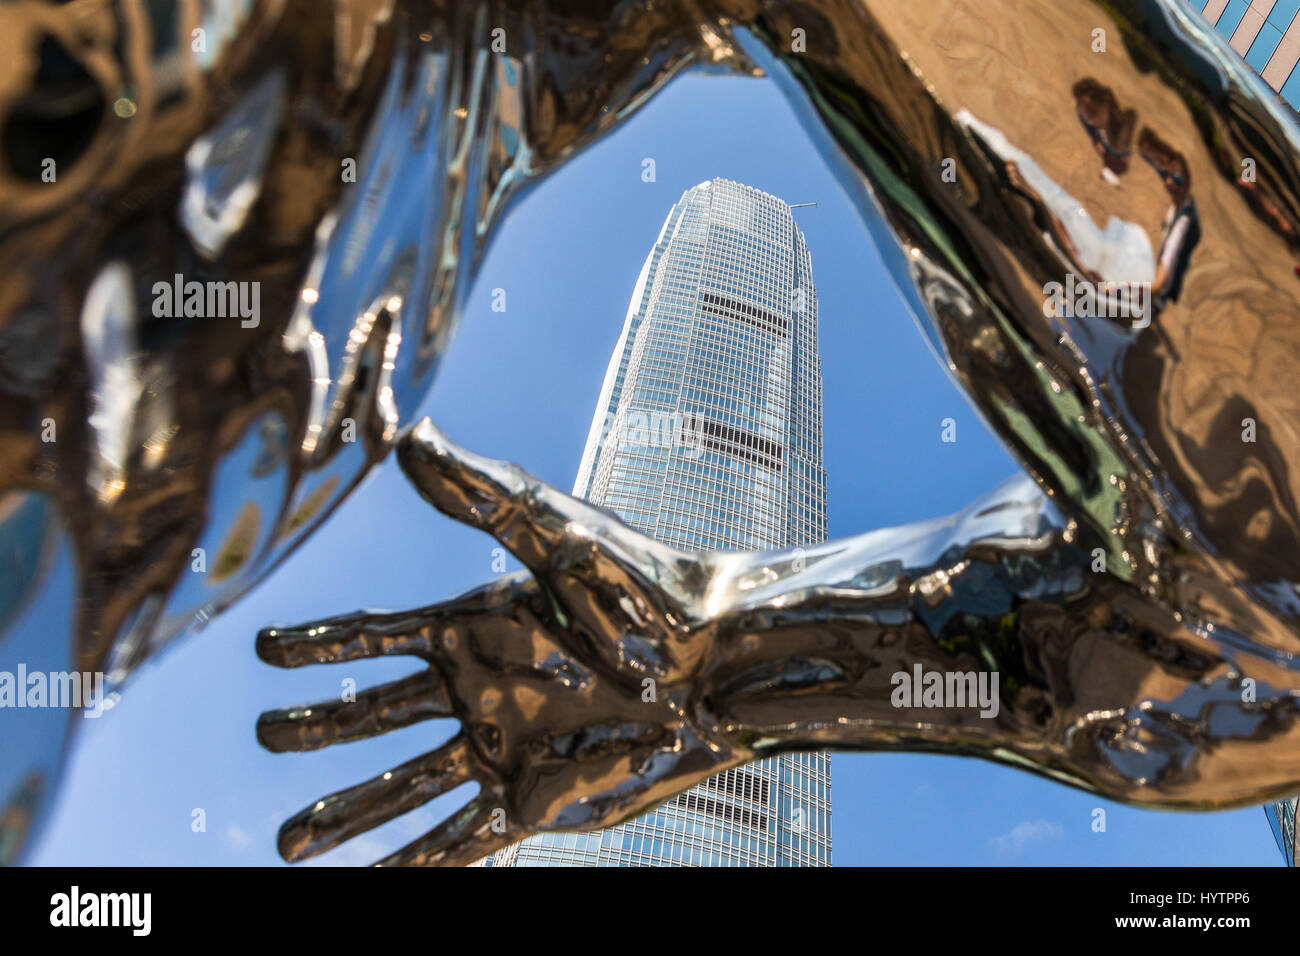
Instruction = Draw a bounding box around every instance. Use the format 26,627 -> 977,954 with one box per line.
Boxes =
32,69 -> 1281,866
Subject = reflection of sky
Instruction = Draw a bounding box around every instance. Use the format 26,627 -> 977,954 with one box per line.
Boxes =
157,410 -> 287,630
0,498 -> 79,832
27,72 -> 1283,866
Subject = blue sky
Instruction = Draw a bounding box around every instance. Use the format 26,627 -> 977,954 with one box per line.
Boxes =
32,69 -> 1281,866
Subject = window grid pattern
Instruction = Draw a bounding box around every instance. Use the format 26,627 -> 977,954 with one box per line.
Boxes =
492,179 -> 830,867
1190,0 -> 1300,109
1266,796 -> 1297,866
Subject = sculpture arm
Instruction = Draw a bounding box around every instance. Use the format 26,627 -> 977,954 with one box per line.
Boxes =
257,420 -> 1300,865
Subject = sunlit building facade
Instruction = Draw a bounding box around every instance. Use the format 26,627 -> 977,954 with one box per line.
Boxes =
1189,0 -> 1300,108
491,178 -> 830,866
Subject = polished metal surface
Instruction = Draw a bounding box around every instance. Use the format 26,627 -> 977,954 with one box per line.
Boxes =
3,0 -> 1300,865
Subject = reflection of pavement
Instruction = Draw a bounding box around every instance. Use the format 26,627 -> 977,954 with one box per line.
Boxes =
886,0 -> 1300,600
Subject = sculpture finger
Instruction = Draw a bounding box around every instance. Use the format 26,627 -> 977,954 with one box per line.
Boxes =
396,418 -> 595,566
398,418 -> 701,620
257,607 -> 443,667
372,796 -> 513,867
257,670 -> 454,753
277,735 -> 477,863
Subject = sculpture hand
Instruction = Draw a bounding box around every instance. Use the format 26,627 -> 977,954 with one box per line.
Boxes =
256,419 -> 752,866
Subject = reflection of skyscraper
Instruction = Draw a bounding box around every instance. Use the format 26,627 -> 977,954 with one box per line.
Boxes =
491,178 -> 830,866
1266,797 -> 1297,866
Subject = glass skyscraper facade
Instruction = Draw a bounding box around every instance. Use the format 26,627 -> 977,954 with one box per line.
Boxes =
1266,797 -> 1297,866
490,178 -> 830,866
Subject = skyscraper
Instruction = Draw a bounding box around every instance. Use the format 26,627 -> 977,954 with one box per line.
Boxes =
1266,797 -> 1297,866
491,178 -> 830,866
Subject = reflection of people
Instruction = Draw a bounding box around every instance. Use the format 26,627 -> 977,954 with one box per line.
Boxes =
1238,175 -> 1298,244
954,109 -> 1154,284
1138,128 -> 1200,314
1001,158 -> 1087,270
1073,79 -> 1136,184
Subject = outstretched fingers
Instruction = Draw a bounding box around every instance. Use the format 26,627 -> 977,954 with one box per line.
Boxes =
276,734 -> 478,863
257,670 -> 454,753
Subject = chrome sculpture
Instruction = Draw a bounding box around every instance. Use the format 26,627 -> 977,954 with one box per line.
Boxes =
2,0 -> 1300,865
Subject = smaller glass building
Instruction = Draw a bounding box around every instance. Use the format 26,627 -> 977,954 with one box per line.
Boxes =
1189,0 -> 1300,110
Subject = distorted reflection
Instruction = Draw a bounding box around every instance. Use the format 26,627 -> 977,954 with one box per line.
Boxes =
0,0 -> 1298,866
